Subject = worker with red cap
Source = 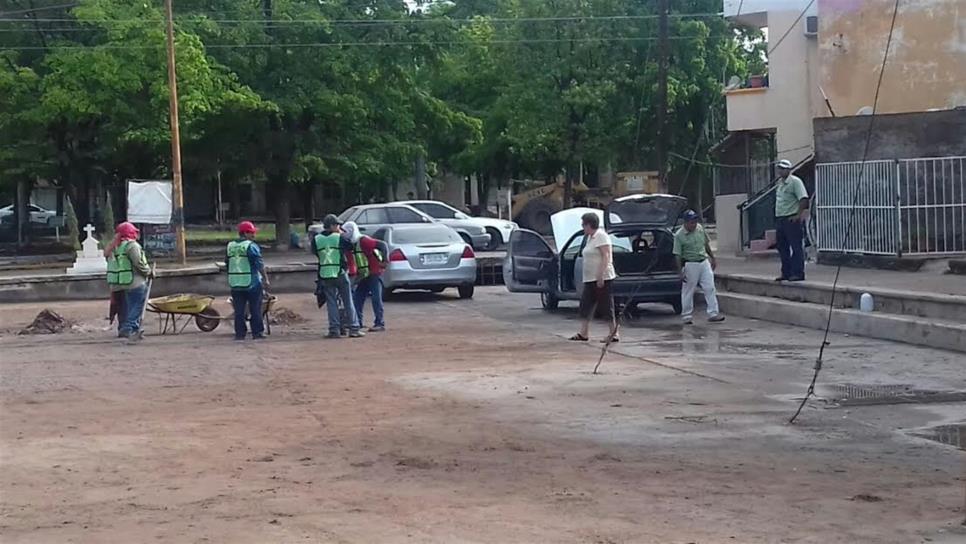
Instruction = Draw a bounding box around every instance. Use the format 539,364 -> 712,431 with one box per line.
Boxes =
226,221 -> 270,340
103,222 -> 152,338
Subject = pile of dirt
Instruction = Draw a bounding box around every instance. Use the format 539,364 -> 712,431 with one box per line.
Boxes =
19,309 -> 75,335
268,307 -> 304,326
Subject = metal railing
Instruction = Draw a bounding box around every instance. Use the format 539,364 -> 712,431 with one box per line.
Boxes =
814,156 -> 966,257
738,183 -> 777,248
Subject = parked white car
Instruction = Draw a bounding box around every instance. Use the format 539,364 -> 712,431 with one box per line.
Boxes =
399,200 -> 517,251
0,203 -> 58,225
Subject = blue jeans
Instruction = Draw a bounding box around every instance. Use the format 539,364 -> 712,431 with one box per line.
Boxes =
231,284 -> 265,339
354,275 -> 385,328
121,284 -> 148,335
776,215 -> 806,280
322,273 -> 359,334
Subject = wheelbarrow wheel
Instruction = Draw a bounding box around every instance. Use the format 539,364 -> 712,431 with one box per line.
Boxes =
195,307 -> 221,332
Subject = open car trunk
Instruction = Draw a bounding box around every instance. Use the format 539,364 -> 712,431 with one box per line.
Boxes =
610,228 -> 678,276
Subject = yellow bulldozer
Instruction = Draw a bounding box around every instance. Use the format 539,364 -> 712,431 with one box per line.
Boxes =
511,171 -> 661,234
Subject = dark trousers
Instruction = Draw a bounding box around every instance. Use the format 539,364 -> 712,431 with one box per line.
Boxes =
231,284 -> 265,339
354,275 -> 385,328
776,216 -> 806,280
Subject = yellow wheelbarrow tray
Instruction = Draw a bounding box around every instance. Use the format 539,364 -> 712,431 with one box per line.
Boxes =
146,293 -> 222,334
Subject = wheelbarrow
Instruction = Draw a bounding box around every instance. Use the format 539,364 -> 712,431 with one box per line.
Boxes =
146,294 -> 222,335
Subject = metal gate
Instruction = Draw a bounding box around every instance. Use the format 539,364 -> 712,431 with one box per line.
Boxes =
815,156 -> 966,257
815,160 -> 900,255
899,156 -> 966,255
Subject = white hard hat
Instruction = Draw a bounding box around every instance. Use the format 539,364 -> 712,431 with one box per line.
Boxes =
777,159 -> 793,169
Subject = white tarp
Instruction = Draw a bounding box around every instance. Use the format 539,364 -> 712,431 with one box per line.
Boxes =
127,181 -> 172,224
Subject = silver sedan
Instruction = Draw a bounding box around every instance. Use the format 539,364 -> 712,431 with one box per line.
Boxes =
372,224 -> 477,299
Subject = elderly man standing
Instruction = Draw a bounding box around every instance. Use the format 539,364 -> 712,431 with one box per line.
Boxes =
774,159 -> 810,281
674,210 -> 724,325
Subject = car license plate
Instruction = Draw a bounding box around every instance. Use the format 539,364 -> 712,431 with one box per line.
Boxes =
421,253 -> 447,265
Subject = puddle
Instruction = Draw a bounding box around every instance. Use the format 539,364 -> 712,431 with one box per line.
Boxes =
911,424 -> 965,451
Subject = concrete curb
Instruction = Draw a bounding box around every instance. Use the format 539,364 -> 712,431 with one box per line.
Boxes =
716,273 -> 966,322
717,292 -> 966,353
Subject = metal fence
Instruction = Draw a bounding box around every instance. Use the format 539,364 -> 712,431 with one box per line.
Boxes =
814,156 -> 966,257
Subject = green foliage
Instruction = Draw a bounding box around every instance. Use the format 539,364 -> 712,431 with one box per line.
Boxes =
0,0 -> 761,232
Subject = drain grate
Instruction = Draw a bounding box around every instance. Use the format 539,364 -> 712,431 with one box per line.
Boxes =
911,424 -> 965,451
823,384 -> 966,406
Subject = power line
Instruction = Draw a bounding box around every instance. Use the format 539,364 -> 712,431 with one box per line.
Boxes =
1,34 -> 740,51
0,2 -> 79,17
0,13 -> 724,25
766,0 -> 816,56
668,145 -> 813,168
788,0 -> 901,424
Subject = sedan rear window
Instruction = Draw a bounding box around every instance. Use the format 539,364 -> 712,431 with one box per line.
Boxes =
391,226 -> 460,244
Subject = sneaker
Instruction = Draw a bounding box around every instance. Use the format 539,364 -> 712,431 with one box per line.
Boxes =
708,315 -> 726,323
683,318 -> 694,325
786,276 -> 806,282
349,330 -> 366,338
774,276 -> 787,282
325,332 -> 342,339
252,335 -> 266,340
368,325 -> 386,332
340,329 -> 348,337
233,336 -> 246,341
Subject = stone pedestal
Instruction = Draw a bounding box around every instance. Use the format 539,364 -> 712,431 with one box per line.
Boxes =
66,224 -> 108,275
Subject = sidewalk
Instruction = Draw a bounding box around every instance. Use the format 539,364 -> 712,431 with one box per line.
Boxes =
716,255 -> 966,296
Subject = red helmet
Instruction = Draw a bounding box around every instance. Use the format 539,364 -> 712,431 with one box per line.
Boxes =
238,221 -> 258,235
116,221 -> 139,240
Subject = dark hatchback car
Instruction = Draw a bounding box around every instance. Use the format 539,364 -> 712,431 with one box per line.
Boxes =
502,194 -> 688,314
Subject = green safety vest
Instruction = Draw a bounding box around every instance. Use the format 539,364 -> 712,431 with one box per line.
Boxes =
227,240 -> 254,289
107,241 -> 145,286
315,233 -> 342,279
353,243 -> 370,279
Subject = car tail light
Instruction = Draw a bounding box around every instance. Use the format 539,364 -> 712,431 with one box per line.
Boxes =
461,245 -> 475,259
389,249 -> 407,262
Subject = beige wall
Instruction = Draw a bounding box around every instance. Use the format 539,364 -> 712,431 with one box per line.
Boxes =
725,10 -> 821,165
819,0 -> 966,115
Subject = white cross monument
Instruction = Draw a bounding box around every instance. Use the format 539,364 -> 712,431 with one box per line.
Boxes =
66,223 -> 108,275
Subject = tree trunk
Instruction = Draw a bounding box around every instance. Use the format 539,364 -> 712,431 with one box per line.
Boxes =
273,177 -> 291,251
302,182 -> 315,229
228,177 -> 242,220
415,155 -> 427,199
476,173 -> 491,216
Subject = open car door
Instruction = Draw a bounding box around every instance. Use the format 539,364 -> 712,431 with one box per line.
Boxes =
503,229 -> 555,293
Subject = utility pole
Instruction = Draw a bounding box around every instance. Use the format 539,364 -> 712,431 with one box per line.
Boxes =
164,0 -> 187,264
655,0 -> 670,192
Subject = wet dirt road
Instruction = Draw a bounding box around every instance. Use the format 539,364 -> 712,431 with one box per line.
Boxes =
1,288 -> 963,543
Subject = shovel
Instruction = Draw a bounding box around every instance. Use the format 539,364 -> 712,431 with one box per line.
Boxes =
127,263 -> 156,344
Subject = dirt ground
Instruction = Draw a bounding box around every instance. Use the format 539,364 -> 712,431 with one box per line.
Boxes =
1,288 -> 964,543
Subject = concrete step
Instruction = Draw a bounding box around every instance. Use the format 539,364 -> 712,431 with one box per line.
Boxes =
716,273 -> 966,322
717,292 -> 966,353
